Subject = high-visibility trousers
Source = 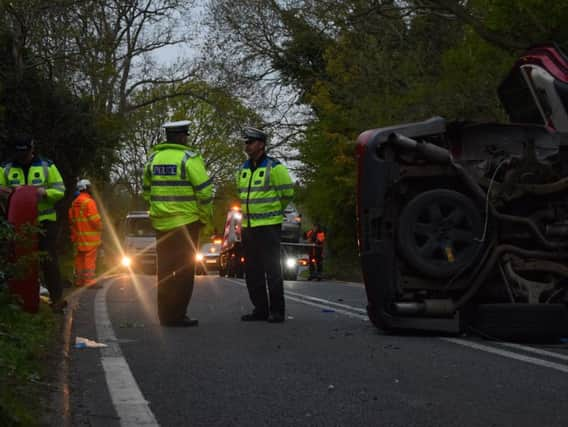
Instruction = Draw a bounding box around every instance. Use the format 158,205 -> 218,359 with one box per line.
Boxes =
74,247 -> 99,287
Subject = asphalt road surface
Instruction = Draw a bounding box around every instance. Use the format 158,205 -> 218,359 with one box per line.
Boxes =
66,273 -> 568,427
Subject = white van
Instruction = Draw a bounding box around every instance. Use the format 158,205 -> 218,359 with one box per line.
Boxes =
121,211 -> 156,274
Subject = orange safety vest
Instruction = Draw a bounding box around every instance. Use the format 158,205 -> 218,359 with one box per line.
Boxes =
307,229 -> 325,245
69,192 -> 103,251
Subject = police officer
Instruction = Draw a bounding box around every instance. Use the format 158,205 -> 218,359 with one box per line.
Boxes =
0,134 -> 67,311
143,120 -> 213,327
238,127 -> 294,323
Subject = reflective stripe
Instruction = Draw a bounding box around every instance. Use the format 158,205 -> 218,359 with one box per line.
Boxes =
39,208 -> 56,216
87,214 -> 100,220
41,161 -> 48,183
76,241 -> 100,246
180,150 -> 195,180
198,197 -> 212,205
241,197 -> 280,204
243,210 -> 283,219
238,186 -> 271,193
50,182 -> 65,190
71,217 -> 89,223
195,178 -> 212,191
150,195 -> 196,202
4,163 -> 12,182
274,184 -> 294,190
146,152 -> 158,177
77,231 -> 100,235
265,161 -> 273,190
151,180 -> 193,187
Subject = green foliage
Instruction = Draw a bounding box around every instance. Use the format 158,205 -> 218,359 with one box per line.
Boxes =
0,294 -> 57,427
211,0 -> 568,265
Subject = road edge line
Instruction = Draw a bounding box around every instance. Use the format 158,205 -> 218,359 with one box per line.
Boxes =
95,277 -> 160,426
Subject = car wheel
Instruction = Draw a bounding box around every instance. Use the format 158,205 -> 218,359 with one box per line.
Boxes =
397,189 -> 483,279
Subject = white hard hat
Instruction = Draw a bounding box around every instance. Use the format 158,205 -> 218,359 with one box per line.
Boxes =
76,179 -> 91,191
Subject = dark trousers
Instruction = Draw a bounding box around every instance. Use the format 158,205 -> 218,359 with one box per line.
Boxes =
39,221 -> 62,302
155,222 -> 200,323
309,245 -> 324,278
242,224 -> 285,316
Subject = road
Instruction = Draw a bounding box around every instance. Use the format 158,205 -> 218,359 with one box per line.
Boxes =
66,273 -> 568,427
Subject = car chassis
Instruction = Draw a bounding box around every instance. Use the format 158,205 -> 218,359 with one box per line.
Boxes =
356,44 -> 568,340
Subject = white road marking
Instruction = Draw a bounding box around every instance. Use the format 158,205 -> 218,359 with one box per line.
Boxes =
285,289 -> 367,314
95,278 -> 159,426
496,342 -> 568,362
222,277 -> 368,320
442,338 -> 568,374
224,277 -> 568,375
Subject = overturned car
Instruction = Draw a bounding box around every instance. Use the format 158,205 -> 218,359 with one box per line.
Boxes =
356,43 -> 568,340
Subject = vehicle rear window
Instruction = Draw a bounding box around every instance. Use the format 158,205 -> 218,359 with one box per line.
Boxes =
126,218 -> 155,237
201,243 -> 221,254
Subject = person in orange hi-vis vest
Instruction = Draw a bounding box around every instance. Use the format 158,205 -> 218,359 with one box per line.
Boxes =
69,179 -> 103,288
305,224 -> 326,280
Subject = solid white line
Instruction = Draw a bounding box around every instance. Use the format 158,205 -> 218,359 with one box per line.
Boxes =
497,342 -> 568,362
285,289 -> 367,314
222,277 -> 368,320
442,338 -> 568,374
95,279 -> 160,426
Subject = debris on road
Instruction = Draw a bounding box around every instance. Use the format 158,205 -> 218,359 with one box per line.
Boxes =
74,336 -> 107,349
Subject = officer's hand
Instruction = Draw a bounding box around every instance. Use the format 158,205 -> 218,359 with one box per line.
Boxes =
37,187 -> 47,198
0,186 -> 12,199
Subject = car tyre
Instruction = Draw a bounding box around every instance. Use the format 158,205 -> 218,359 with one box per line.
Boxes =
397,189 -> 483,279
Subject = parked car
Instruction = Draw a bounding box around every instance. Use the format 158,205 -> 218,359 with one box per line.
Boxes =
281,243 -> 315,281
121,211 -> 156,274
218,207 -> 246,278
356,43 -> 568,341
281,203 -> 302,243
196,242 -> 221,275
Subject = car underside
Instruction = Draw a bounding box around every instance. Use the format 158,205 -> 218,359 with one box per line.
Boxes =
356,43 -> 568,340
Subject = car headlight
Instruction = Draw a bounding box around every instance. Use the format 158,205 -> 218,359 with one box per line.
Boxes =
121,256 -> 131,267
285,257 -> 296,269
196,253 -> 204,262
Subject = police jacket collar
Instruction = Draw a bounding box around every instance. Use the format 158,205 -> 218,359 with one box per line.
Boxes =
245,153 -> 267,171
11,154 -> 42,168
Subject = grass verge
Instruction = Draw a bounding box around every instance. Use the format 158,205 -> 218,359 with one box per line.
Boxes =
0,290 -> 59,426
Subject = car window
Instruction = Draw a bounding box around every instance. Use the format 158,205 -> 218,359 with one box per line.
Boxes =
126,218 -> 155,237
201,243 -> 221,254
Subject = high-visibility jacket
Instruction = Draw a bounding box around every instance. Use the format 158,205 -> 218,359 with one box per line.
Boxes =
237,155 -> 294,228
0,156 -> 65,222
143,143 -> 213,231
307,229 -> 326,245
69,192 -> 103,251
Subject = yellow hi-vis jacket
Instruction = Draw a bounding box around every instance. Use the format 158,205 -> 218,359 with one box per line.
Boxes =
0,156 -> 65,222
143,143 -> 213,231
237,155 -> 294,228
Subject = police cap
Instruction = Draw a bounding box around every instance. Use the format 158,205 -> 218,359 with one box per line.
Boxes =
242,126 -> 267,143
13,134 -> 34,151
163,120 -> 190,135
